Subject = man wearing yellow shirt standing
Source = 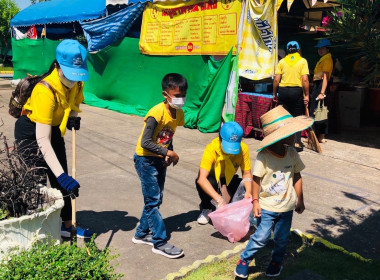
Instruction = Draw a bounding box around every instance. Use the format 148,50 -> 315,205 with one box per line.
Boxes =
14,40 -> 93,239
195,122 -> 253,225
311,38 -> 333,143
273,41 -> 310,151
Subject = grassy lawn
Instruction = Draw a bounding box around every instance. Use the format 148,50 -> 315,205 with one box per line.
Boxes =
182,231 -> 380,280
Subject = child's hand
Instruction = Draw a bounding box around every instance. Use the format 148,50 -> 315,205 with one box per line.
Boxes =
295,200 -> 305,214
244,192 -> 252,200
164,156 -> 173,166
166,150 -> 179,166
253,200 -> 261,218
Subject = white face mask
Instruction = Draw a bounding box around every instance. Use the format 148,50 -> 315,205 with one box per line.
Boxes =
169,97 -> 186,109
165,92 -> 186,109
58,71 -> 77,89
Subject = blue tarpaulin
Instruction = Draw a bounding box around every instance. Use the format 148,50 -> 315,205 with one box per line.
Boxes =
81,3 -> 144,52
11,0 -> 107,27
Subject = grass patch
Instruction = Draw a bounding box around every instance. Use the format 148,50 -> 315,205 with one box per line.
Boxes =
182,232 -> 380,280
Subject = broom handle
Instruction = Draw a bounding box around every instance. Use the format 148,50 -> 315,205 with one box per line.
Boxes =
72,129 -> 76,229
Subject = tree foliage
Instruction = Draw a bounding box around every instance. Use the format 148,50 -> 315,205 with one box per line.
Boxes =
0,0 -> 19,63
326,0 -> 380,87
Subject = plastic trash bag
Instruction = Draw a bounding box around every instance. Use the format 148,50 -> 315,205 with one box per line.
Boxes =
208,198 -> 253,243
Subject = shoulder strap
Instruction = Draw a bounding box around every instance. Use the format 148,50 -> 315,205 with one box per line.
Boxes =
39,80 -> 57,102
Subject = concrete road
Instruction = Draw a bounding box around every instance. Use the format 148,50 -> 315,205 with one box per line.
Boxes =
1,78 -> 379,279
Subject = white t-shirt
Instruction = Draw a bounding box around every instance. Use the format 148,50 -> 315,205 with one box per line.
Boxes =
253,146 -> 305,212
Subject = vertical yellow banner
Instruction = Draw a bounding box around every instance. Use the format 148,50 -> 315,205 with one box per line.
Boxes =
238,0 -> 278,80
139,0 -> 242,55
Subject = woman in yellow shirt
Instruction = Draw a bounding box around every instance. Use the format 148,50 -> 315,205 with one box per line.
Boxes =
311,39 -> 333,143
14,40 -> 93,239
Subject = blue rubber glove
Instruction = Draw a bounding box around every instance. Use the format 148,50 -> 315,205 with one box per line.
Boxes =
67,116 -> 81,131
57,173 -> 80,197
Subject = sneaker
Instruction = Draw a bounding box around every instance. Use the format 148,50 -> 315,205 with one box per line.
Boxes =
265,261 -> 283,277
234,259 -> 249,278
152,243 -> 184,259
61,225 -> 94,239
76,227 -> 94,239
132,234 -> 153,246
197,209 -> 212,225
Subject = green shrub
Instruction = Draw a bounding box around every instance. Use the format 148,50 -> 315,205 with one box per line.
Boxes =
0,239 -> 124,279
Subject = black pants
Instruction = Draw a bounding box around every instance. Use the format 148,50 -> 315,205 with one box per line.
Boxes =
278,86 -> 304,144
195,174 -> 241,210
310,80 -> 329,136
14,116 -> 72,221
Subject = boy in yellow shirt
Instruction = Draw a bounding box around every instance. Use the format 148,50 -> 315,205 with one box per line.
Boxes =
132,73 -> 187,259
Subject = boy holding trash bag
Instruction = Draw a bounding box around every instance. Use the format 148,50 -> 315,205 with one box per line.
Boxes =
195,121 -> 253,225
234,106 -> 314,278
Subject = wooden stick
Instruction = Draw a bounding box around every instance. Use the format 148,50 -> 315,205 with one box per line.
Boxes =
71,129 -> 77,243
305,106 -> 322,154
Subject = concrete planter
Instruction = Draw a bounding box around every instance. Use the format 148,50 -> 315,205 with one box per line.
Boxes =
0,187 -> 64,260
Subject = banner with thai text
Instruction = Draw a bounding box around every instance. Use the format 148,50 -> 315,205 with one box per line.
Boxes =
139,0 -> 242,55
238,0 -> 278,80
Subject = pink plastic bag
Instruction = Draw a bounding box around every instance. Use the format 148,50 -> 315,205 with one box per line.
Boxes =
208,198 -> 253,243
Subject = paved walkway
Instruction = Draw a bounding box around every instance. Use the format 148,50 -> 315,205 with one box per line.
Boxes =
1,78 -> 379,279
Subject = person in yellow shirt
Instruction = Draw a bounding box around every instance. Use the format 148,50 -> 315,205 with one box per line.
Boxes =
132,73 -> 187,259
14,40 -> 93,239
273,41 -> 310,151
195,121 -> 253,225
234,106 -> 313,278
311,38 -> 333,143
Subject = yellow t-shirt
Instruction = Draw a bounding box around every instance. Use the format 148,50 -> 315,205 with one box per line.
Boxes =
136,102 -> 184,157
313,52 -> 333,81
253,146 -> 305,212
24,68 -> 84,135
200,137 -> 251,185
276,53 -> 309,87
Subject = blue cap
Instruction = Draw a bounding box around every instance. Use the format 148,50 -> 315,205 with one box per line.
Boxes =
220,122 -> 243,155
314,38 -> 331,48
56,40 -> 89,82
286,41 -> 299,50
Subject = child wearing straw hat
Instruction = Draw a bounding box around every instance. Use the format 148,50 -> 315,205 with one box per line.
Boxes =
234,106 -> 314,278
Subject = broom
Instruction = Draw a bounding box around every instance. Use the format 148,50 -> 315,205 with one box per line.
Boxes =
304,105 -> 322,153
71,128 -> 77,244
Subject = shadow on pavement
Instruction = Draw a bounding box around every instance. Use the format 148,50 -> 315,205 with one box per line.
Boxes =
164,210 -> 199,239
77,210 -> 139,247
307,205 -> 380,261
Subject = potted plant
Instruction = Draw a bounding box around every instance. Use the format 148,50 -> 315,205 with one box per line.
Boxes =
325,0 -> 380,116
0,128 -> 64,259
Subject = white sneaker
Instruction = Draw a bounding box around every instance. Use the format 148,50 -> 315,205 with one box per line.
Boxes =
197,209 -> 212,225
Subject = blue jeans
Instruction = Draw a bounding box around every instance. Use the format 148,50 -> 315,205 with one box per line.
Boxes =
134,154 -> 167,247
240,209 -> 293,264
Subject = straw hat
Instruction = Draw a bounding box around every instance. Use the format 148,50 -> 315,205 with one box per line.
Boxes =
257,106 -> 314,151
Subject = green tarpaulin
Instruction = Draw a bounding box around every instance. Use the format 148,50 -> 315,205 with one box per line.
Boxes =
12,38 -> 60,79
12,37 -> 234,132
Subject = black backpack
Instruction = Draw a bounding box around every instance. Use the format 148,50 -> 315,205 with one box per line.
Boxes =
9,73 -> 54,118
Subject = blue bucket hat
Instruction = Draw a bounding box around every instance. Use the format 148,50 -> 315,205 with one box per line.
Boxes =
56,39 -> 89,82
286,41 -> 300,51
314,38 -> 331,48
220,122 -> 243,155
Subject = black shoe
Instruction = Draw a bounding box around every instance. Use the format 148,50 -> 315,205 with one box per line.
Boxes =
152,242 -> 184,259
132,234 -> 153,246
265,261 -> 283,277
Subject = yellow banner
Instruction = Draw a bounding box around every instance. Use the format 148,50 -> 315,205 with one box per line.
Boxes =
139,0 -> 242,55
238,0 -> 278,80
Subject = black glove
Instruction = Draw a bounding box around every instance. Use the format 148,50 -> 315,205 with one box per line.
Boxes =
57,173 -> 80,198
67,116 -> 81,131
